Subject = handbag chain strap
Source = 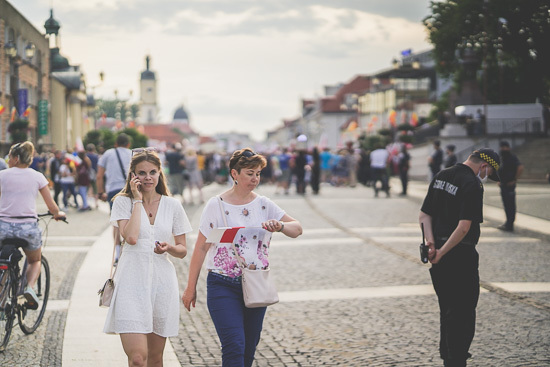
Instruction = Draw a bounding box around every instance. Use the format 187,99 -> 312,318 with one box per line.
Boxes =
217,196 -> 247,270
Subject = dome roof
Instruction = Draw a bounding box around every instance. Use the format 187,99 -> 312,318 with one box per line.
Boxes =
44,9 -> 60,35
173,105 -> 189,120
50,48 -> 69,71
141,70 -> 156,80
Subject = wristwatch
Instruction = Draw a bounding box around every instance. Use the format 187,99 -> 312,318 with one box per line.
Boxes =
278,221 -> 285,232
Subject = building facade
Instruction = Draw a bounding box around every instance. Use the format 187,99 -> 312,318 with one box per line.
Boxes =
0,0 -> 50,153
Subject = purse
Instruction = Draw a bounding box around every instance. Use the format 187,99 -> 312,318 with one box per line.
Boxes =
217,196 -> 279,308
98,242 -> 122,308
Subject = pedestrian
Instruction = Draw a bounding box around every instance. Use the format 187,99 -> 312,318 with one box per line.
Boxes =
397,144 -> 410,196
86,143 -> 100,209
97,133 -> 132,264
497,141 -> 524,232
319,147 -> 332,183
164,143 -> 186,203
419,148 -> 501,367
76,151 -> 92,211
310,147 -> 321,195
0,142 -> 66,309
59,157 -> 78,210
369,144 -> 390,197
184,148 -> 204,205
275,148 -> 291,195
428,140 -> 443,179
182,148 -> 302,367
104,149 -> 192,366
294,149 -> 307,195
0,156 -> 7,171
49,150 -> 64,206
444,144 -> 457,168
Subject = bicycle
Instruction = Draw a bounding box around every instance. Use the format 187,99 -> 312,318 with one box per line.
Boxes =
0,212 -> 67,352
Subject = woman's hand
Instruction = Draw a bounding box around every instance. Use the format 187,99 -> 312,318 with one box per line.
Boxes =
130,173 -> 143,200
182,287 -> 196,311
54,211 -> 66,221
262,219 -> 283,233
154,241 -> 169,254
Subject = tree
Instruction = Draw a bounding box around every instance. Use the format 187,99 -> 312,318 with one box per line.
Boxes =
424,0 -> 550,104
8,119 -> 29,144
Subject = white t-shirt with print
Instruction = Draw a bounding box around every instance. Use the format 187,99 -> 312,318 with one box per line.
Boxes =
199,195 -> 285,278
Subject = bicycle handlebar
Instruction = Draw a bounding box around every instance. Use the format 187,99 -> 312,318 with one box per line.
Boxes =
38,212 -> 68,224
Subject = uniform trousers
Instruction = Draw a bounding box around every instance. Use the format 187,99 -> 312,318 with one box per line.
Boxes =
430,245 -> 479,367
207,272 -> 267,367
500,185 -> 516,230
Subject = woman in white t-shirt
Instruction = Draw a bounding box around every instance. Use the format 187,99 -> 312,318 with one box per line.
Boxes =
0,142 -> 66,309
182,148 -> 303,367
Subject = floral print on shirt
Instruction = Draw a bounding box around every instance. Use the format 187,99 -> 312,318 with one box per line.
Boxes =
212,228 -> 272,278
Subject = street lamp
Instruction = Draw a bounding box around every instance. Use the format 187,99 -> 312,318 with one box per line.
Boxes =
5,41 -> 36,122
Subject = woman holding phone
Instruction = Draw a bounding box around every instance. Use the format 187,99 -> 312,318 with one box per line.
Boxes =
103,149 -> 192,366
182,147 -> 302,367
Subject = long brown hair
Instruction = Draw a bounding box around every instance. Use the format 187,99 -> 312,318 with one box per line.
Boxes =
113,151 -> 170,200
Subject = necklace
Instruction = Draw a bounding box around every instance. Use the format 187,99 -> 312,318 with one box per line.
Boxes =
143,196 -> 161,218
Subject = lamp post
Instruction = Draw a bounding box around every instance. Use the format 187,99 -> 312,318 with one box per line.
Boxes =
4,41 -> 36,119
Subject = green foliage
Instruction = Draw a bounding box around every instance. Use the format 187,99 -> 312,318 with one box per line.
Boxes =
83,128 -> 115,150
377,128 -> 391,136
8,119 -> 29,143
399,135 -> 414,144
424,0 -> 550,104
360,134 -> 389,151
397,123 -> 414,132
120,128 -> 147,149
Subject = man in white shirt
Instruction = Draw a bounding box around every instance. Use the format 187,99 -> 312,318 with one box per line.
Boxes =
97,133 -> 132,263
369,145 -> 390,197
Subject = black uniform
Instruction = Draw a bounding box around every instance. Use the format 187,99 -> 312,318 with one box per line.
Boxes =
498,151 -> 522,231
421,163 -> 484,367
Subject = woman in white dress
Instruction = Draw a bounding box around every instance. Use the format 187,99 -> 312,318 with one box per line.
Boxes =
104,149 -> 192,366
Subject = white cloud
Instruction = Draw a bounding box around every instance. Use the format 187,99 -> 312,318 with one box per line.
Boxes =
16,1 -> 431,141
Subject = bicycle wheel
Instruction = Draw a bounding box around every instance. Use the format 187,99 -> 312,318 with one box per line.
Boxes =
18,256 -> 50,334
0,267 -> 16,352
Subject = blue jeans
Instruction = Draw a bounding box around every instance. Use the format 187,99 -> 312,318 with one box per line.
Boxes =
207,272 -> 267,367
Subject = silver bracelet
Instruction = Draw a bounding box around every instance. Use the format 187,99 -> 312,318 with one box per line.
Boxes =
278,221 -> 285,232
133,200 -> 143,205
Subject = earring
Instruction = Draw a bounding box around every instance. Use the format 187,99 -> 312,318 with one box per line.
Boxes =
234,179 -> 238,185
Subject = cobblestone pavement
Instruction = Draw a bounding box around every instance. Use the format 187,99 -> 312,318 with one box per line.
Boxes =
3,181 -> 549,366
171,182 -> 550,367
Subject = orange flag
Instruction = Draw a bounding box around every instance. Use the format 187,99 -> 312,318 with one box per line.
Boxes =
10,107 -> 17,122
22,106 -> 31,117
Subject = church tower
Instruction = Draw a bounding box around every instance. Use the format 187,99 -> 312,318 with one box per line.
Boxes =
138,55 -> 158,123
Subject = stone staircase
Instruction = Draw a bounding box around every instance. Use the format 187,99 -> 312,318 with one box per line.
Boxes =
514,137 -> 550,182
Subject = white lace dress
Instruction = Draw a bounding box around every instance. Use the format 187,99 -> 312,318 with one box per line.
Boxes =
103,195 -> 192,337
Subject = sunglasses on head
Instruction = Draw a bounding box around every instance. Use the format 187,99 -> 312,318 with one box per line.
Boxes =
241,150 -> 257,158
132,147 -> 158,156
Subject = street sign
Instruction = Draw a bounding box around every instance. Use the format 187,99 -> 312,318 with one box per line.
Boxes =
38,100 -> 48,135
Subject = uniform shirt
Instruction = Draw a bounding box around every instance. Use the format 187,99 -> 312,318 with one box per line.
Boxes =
421,163 -> 484,246
498,151 -> 521,185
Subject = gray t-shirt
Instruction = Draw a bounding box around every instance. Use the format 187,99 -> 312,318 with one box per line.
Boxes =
98,147 -> 132,193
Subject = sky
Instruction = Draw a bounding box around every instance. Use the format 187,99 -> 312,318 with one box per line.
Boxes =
13,0 -> 432,141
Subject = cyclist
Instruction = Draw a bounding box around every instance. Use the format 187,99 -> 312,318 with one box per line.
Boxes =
0,142 -> 65,309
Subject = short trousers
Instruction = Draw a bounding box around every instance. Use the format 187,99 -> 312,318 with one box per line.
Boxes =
0,220 -> 42,251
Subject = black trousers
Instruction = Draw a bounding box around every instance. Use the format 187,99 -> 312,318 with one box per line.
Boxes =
53,182 -> 62,206
399,169 -> 408,194
500,186 -> 516,229
430,245 -> 479,367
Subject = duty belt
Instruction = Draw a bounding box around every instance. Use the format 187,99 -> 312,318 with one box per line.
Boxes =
436,237 -> 476,247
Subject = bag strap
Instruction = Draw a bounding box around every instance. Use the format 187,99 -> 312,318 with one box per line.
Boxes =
216,196 -> 246,270
114,148 -> 127,181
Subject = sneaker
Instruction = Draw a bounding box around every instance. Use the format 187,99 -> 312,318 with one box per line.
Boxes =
24,286 -> 39,310
498,224 -> 513,232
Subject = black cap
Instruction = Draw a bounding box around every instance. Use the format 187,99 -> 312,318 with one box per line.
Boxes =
471,148 -> 500,181
499,140 -> 510,148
